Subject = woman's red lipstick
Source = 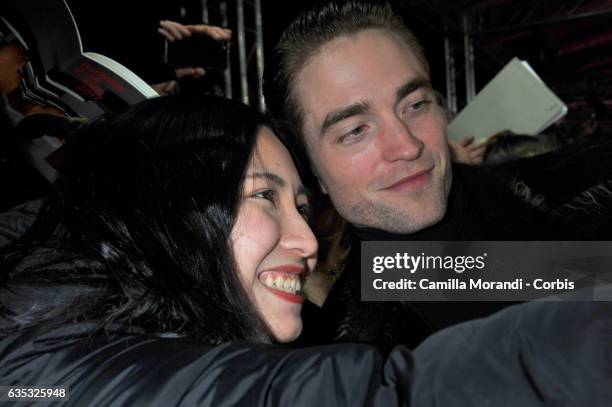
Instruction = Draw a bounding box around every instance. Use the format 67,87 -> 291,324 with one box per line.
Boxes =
258,265 -> 306,304
264,287 -> 305,304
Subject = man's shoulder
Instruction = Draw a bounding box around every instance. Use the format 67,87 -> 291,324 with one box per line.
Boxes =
412,296 -> 612,406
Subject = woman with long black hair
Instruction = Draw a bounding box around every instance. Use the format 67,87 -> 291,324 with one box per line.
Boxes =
0,94 -> 412,406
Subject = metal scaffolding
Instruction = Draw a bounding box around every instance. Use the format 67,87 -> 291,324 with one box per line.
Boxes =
200,0 -> 265,111
393,0 -> 612,116
390,0 -> 475,115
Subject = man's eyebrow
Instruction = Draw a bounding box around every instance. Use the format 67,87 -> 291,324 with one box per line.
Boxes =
396,77 -> 432,103
247,172 -> 285,188
319,101 -> 370,137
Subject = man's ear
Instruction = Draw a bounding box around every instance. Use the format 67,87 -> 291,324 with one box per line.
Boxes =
318,178 -> 328,195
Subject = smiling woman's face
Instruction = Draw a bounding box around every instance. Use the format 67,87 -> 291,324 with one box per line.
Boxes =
230,127 -> 318,343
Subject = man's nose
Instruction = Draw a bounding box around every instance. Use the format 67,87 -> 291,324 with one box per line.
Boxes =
378,115 -> 424,162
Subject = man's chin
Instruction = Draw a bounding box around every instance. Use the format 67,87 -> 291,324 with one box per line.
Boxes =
380,214 -> 444,234
403,208 -> 446,234
358,200 -> 448,234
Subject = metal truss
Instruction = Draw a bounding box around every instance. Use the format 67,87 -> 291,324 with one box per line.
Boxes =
200,0 -> 265,111
392,0 -> 612,115
468,0 -> 612,36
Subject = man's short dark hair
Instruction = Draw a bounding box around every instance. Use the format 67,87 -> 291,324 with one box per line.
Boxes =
264,0 -> 428,146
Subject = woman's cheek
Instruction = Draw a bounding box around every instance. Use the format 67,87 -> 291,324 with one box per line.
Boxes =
239,204 -> 280,251
231,204 -> 281,286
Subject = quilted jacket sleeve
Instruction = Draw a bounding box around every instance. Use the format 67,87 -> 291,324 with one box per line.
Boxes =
0,330 -> 413,407
411,299 -> 612,406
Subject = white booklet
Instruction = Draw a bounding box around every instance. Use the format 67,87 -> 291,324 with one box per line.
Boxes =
448,57 -> 567,142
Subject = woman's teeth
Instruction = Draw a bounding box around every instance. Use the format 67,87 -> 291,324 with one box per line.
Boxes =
262,274 -> 301,295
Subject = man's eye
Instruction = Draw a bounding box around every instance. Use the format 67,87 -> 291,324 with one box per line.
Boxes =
252,189 -> 277,206
403,100 -> 431,115
338,124 -> 368,144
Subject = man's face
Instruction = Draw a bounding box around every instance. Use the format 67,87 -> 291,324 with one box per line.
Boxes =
295,29 -> 452,234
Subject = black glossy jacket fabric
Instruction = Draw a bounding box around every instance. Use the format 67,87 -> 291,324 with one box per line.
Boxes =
411,298 -> 612,406
0,325 -> 413,406
2,298 -> 611,406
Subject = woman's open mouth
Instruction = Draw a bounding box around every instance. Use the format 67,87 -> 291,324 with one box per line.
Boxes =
258,266 -> 305,304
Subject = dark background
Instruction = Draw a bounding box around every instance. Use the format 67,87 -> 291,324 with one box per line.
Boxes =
66,0 -> 612,135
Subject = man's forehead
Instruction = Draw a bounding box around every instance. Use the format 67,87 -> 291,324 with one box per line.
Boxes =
294,29 -> 429,136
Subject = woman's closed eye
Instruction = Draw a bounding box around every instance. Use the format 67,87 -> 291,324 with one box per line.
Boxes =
253,189 -> 312,220
252,188 -> 278,207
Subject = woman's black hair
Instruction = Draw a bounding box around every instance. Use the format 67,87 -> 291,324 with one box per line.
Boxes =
1,94 -> 274,344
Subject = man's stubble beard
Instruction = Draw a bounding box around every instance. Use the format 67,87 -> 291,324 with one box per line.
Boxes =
332,183 -> 450,234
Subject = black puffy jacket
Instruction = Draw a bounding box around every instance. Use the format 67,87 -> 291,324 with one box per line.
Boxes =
2,297 -> 611,406
0,324 -> 413,406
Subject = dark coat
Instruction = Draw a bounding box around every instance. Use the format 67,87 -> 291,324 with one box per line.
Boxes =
0,324 -> 413,406
411,297 -> 612,406
2,296 -> 610,406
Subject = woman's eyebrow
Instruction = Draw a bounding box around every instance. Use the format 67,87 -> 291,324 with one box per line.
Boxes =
246,172 -> 285,188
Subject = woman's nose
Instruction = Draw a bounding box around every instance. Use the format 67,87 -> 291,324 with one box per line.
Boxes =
280,210 -> 319,260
